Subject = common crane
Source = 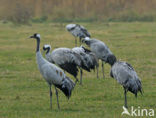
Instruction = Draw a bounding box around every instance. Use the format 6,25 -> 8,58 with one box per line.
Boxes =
81,46 -> 99,78
72,46 -> 99,84
28,33 -> 75,109
82,37 -> 113,79
106,54 -> 142,108
66,24 -> 91,46
43,45 -> 82,84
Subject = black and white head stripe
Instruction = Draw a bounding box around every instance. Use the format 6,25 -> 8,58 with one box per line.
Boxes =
43,44 -> 51,49
43,44 -> 51,54
30,33 -> 41,39
36,34 -> 40,39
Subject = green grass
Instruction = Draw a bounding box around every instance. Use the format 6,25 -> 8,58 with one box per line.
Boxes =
0,22 -> 156,118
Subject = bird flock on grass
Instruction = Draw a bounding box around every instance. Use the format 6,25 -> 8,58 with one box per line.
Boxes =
27,23 -> 143,110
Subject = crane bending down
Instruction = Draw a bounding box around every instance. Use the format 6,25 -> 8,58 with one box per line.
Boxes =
72,46 -> 99,84
66,24 -> 91,46
43,45 -> 83,84
28,33 -> 75,109
106,54 -> 142,108
82,37 -> 113,79
81,46 -> 99,78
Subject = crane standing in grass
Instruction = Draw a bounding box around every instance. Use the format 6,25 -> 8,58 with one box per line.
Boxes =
72,46 -> 99,84
66,24 -> 91,46
28,33 -> 75,109
82,37 -> 113,79
106,54 -> 142,108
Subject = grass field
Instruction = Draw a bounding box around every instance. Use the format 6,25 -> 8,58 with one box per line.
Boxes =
0,22 -> 156,118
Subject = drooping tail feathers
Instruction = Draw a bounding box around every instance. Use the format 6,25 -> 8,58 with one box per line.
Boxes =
60,62 -> 79,77
82,46 -> 99,70
124,78 -> 143,97
89,53 -> 99,69
55,76 -> 75,99
80,54 -> 91,72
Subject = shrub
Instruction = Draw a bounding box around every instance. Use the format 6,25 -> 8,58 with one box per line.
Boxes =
8,3 -> 32,25
32,16 -> 48,23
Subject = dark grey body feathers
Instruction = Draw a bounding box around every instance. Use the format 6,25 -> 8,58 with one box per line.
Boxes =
111,61 -> 142,96
72,46 -> 99,71
83,38 -> 112,62
55,76 -> 75,98
45,47 -> 81,78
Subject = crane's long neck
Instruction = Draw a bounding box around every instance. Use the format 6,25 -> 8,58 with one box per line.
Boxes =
36,38 -> 40,52
45,48 -> 52,62
35,37 -> 46,68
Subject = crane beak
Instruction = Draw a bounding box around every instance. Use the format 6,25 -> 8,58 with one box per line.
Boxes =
29,36 -> 34,38
25,36 -> 34,40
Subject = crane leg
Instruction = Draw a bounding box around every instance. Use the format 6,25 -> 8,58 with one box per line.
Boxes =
75,37 -> 77,47
49,84 -> 52,109
80,69 -> 83,85
55,86 -> 60,109
124,88 -> 128,108
96,66 -> 99,79
79,37 -> 82,46
102,62 -> 105,79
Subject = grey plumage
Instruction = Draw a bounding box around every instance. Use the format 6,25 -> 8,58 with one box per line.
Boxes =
107,54 -> 142,108
82,37 -> 113,79
81,46 -> 99,70
72,46 -> 99,71
66,24 -> 91,46
72,46 -> 99,84
111,61 -> 142,96
82,37 -> 112,61
43,45 -> 82,83
29,34 -> 75,109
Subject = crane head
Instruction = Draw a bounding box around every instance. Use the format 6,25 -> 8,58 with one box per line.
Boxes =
43,44 -> 51,50
43,44 -> 51,54
82,37 -> 91,43
66,24 -> 76,31
106,54 -> 117,66
29,33 -> 41,39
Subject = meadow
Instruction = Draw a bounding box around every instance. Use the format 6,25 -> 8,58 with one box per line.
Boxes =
0,22 -> 156,118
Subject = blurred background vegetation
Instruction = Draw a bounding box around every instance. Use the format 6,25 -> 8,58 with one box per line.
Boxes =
0,0 -> 156,24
